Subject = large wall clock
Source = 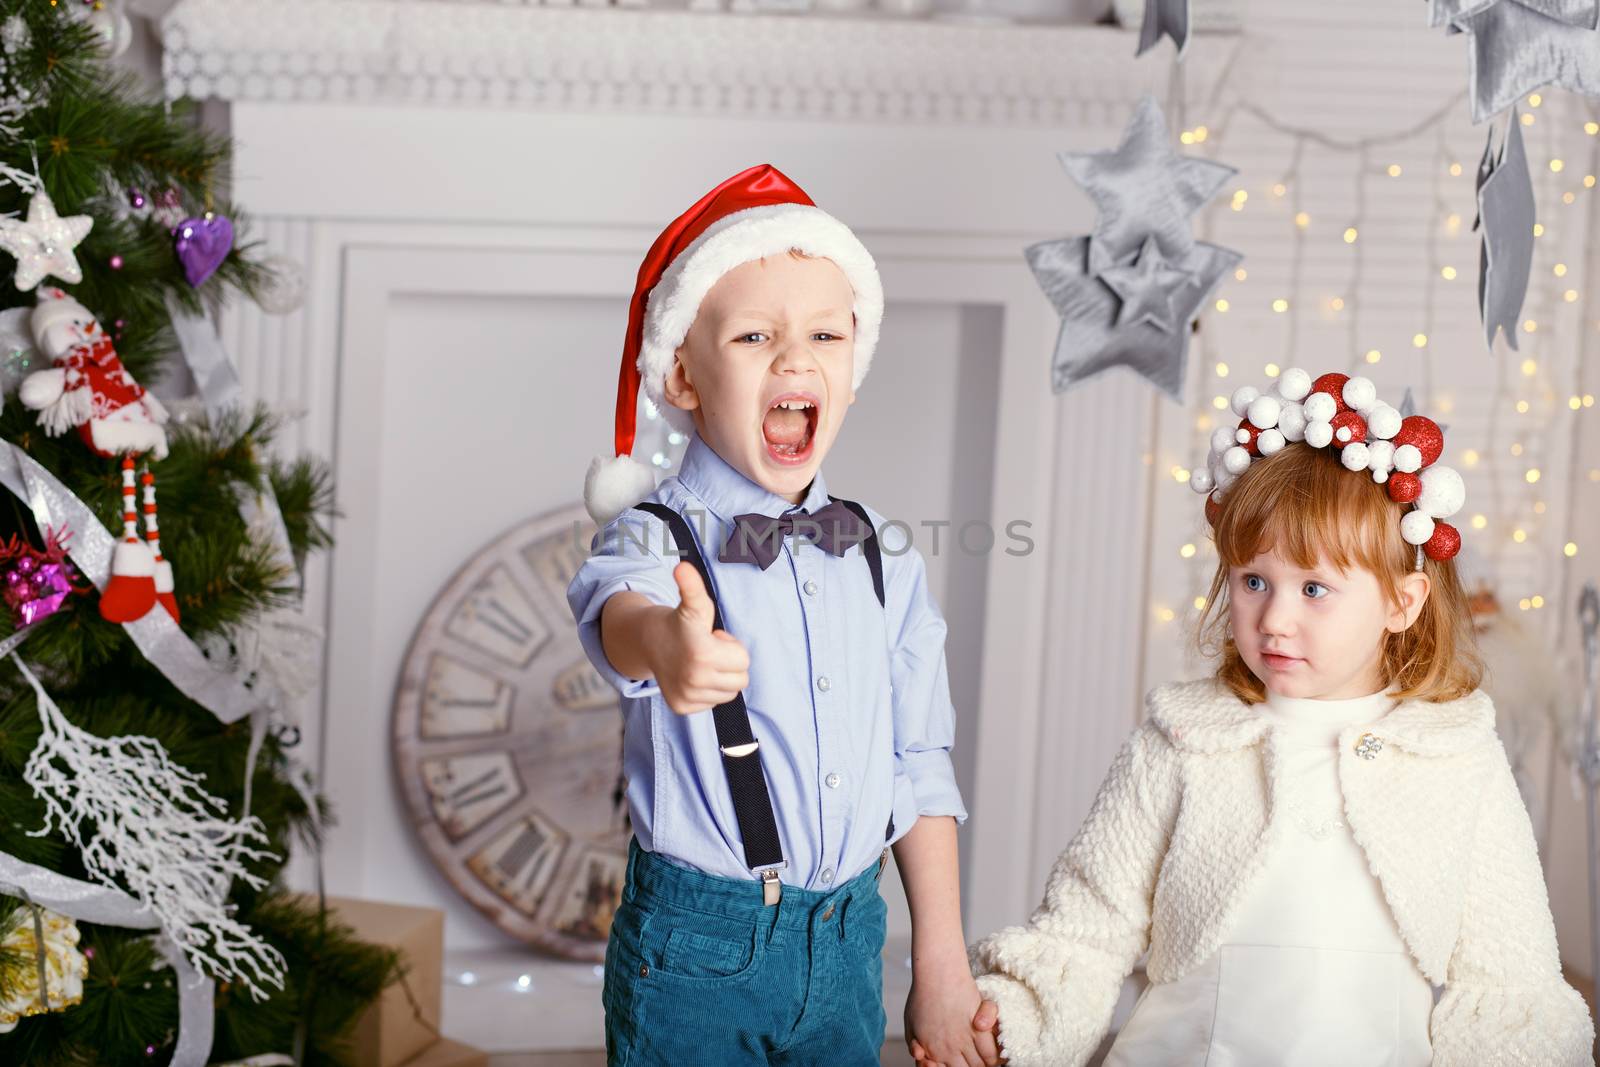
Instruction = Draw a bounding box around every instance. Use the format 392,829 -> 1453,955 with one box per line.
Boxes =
392,503 -> 627,962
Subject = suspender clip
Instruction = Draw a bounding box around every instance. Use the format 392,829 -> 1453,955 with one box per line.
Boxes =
761,868 -> 782,906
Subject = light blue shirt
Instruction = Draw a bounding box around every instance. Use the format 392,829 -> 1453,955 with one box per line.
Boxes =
567,433 -> 967,890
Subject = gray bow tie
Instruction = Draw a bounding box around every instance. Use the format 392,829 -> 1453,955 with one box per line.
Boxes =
717,499 -> 870,570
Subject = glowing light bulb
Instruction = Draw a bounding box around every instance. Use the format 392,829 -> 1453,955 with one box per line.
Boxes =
1449,162 -> 1462,176
1462,449 -> 1480,467
1330,297 -> 1345,311
1521,358 -> 1538,376
1526,468 -> 1541,483
1180,543 -> 1197,558
1265,363 -> 1282,377
1566,542 -> 1578,557
1471,514 -> 1487,530
1216,361 -> 1230,377
1365,349 -> 1382,364
1344,227 -> 1359,243
1441,266 -> 1456,280
1386,164 -> 1403,177
1294,212 -> 1311,228
1555,263 -> 1568,276
1215,298 -> 1230,312
1272,298 -> 1289,313
1550,159 -> 1565,173
1412,333 -> 1427,348
1234,268 -> 1248,281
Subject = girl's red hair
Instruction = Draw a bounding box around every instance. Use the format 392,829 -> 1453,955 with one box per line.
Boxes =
1197,442 -> 1482,704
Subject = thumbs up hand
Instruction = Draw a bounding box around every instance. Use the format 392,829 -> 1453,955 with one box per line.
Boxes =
648,562 -> 751,715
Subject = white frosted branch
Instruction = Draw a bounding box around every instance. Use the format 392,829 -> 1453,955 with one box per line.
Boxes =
12,656 -> 287,996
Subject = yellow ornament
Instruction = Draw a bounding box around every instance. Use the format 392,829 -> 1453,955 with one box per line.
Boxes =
0,905 -> 88,1032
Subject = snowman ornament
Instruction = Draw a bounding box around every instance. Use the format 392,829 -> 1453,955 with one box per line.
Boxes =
18,287 -> 178,623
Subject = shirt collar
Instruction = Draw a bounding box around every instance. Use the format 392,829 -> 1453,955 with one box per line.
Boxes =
677,432 -> 831,522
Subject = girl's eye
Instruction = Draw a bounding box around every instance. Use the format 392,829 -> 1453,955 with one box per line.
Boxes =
1243,574 -> 1266,592
735,332 -> 767,344
813,332 -> 839,342
1303,582 -> 1329,599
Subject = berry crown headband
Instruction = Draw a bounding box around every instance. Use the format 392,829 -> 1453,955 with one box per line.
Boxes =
1188,369 -> 1465,569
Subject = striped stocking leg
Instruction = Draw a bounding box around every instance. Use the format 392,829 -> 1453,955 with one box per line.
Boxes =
97,452 -> 158,623
141,465 -> 179,622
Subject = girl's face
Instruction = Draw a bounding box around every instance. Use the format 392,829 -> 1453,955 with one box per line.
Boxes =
1228,548 -> 1429,700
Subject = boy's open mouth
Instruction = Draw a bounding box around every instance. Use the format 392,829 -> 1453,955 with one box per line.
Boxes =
762,393 -> 819,466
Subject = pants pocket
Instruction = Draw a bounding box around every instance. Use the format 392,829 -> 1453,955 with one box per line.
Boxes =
643,904 -> 764,984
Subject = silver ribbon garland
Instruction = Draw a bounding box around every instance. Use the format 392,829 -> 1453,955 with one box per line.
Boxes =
0,851 -> 215,1066
0,440 -> 260,723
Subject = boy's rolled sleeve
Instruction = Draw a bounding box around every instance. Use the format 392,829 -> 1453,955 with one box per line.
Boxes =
885,539 -> 968,825
566,509 -> 680,700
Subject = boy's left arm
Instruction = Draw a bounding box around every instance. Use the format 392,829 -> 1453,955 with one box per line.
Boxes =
884,543 -> 998,1066
1431,738 -> 1594,1067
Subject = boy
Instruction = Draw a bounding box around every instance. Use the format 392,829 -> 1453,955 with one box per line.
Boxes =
567,165 -> 997,1066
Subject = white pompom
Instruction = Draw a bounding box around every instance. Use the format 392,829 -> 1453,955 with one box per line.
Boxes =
584,453 -> 660,525
1246,395 -> 1282,431
1236,427 -> 1252,444
1366,403 -> 1402,440
1277,403 -> 1307,442
1374,469 -> 1390,484
1303,392 -> 1337,423
1336,424 -> 1354,444
1393,444 -> 1422,473
1230,386 -> 1261,417
1304,420 -> 1334,449
1222,446 -> 1252,475
1276,367 -> 1313,402
1214,465 -> 1238,494
1258,429 -> 1286,455
1190,467 -> 1215,494
1418,464 -> 1466,519
1211,425 -> 1238,455
1366,439 -> 1395,475
1400,510 -> 1436,546
1341,442 -> 1370,471
1342,376 -> 1378,414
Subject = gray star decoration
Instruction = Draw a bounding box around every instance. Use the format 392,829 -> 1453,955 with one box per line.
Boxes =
1447,1 -> 1600,122
1137,0 -> 1190,57
0,191 -> 93,291
1476,110 -> 1535,352
1032,96 -> 1243,403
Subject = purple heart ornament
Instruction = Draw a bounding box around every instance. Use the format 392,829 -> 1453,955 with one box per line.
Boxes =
174,212 -> 234,287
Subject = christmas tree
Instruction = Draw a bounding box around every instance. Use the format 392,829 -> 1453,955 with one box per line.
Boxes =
0,5 -> 399,1064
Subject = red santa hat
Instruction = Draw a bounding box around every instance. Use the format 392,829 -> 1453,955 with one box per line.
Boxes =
583,163 -> 884,525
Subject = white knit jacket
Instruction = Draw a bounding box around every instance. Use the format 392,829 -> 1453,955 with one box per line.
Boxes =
970,678 -> 1594,1067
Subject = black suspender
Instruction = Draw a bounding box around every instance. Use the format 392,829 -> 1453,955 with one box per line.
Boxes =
631,497 -> 890,900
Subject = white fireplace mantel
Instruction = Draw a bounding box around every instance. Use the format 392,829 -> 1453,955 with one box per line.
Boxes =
162,0 -> 1231,125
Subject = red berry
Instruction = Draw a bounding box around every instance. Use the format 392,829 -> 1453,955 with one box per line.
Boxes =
1331,410 -> 1368,445
1423,521 -> 1461,561
1388,472 -> 1421,503
1392,416 -> 1444,467
1311,373 -> 1351,414
1236,419 -> 1262,456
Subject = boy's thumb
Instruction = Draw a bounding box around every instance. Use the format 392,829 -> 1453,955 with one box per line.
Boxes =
672,562 -> 715,630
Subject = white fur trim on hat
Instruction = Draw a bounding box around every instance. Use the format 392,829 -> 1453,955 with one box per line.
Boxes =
637,203 -> 883,433
584,452 -> 659,526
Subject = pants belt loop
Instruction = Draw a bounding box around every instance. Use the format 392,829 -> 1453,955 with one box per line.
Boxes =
837,893 -> 850,942
765,887 -> 783,946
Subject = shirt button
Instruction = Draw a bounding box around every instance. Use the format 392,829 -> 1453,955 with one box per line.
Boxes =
816,675 -> 831,692
803,579 -> 818,596
820,867 -> 834,885
825,772 -> 841,789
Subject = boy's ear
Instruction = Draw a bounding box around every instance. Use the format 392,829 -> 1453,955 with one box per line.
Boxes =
661,347 -> 700,412
1386,570 -> 1432,633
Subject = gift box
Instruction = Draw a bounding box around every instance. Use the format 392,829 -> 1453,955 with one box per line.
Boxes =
398,1037 -> 489,1067
319,896 -> 445,1067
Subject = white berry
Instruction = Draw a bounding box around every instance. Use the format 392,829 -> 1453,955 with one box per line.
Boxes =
1303,392 -> 1337,423
1276,367 -> 1313,402
1247,395 -> 1282,431
1277,403 -> 1307,442
1190,467 -> 1215,494
1304,420 -> 1334,449
1366,403 -> 1402,440
1417,464 -> 1466,519
1258,429 -> 1286,455
1230,386 -> 1261,417
1342,376 -> 1378,414
1400,510 -> 1436,546
1341,442 -> 1370,471
1223,446 -> 1252,475
1393,444 -> 1422,473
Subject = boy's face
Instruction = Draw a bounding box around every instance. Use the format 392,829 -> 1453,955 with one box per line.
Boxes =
1227,548 -> 1424,701
664,253 -> 857,503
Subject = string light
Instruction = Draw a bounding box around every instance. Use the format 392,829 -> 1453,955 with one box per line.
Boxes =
1386,163 -> 1403,177
1265,363 -> 1282,377
1180,543 -> 1197,558
1441,266 -> 1457,280
1365,348 -> 1381,364
1215,361 -> 1230,376
1215,298 -> 1230,312
1567,542 -> 1579,557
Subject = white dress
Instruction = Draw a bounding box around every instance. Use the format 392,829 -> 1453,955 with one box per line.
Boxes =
1101,689 -> 1436,1067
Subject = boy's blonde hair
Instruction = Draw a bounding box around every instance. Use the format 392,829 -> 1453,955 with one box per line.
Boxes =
1197,442 -> 1482,704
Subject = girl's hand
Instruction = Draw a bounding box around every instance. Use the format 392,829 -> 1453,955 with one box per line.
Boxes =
904,967 -> 1003,1067
972,999 -> 1005,1064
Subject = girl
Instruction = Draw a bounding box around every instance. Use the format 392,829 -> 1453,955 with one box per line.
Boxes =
962,371 -> 1594,1067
